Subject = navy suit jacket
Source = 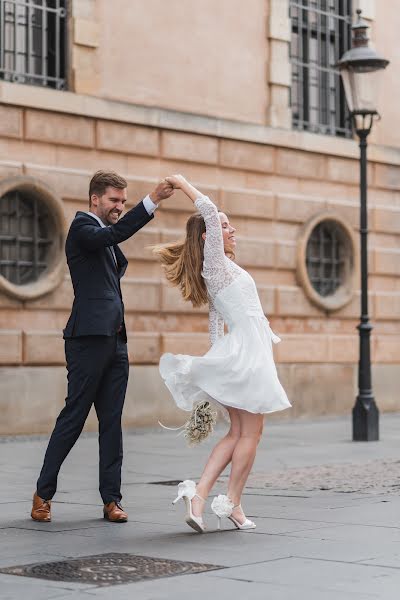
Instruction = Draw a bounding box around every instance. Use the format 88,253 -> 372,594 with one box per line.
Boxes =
63,200 -> 153,342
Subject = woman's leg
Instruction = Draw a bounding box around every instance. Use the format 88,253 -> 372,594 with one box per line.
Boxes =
227,410 -> 264,523
192,407 -> 241,517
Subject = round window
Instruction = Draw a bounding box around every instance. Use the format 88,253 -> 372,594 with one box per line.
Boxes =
297,212 -> 357,312
0,177 -> 65,300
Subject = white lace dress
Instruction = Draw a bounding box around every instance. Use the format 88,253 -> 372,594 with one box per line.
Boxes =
159,195 -> 291,415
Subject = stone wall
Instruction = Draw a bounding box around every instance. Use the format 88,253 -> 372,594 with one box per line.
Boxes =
0,99 -> 399,433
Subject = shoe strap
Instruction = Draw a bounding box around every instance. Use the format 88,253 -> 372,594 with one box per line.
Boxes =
194,493 -> 206,502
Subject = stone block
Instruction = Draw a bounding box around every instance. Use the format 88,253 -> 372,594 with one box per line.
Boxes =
0,291 -> 23,309
23,331 -> 64,365
274,334 -> 330,363
161,332 -> 209,355
375,292 -> 400,320
277,363 -> 355,416
328,335 -> 358,363
97,121 -> 159,156
0,330 -> 22,364
161,131 -> 218,164
161,283 -> 207,314
0,366 -> 67,434
372,206 -> 400,234
268,0 -> 291,41
74,18 -> 100,47
277,286 -> 321,317
374,163 -> 400,190
26,275 -> 72,310
373,335 -> 400,363
0,160 -> 23,179
0,138 -> 57,166
220,140 -> 275,173
125,177 -> 159,203
275,193 -> 326,223
268,40 -> 291,87
25,165 -> 89,201
373,364 -> 400,413
276,241 -> 296,270
220,188 -> 275,219
258,285 -> 275,315
276,149 -> 326,179
128,332 -> 161,364
123,365 -> 183,427
0,105 -> 23,138
326,157 -> 363,185
374,248 -> 400,276
326,200 -> 359,229
25,110 -> 95,148
119,228 -> 161,261
122,278 -> 161,312
236,237 -> 275,268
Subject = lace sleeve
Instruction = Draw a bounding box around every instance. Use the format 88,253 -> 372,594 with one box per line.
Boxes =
194,196 -> 226,272
209,297 -> 224,345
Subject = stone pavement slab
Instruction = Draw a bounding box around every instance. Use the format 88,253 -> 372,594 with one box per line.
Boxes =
1,414 -> 400,599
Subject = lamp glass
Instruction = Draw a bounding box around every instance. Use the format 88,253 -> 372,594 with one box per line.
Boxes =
340,66 -> 384,114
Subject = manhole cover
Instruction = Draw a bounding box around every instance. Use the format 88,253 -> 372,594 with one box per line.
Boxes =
0,553 -> 223,586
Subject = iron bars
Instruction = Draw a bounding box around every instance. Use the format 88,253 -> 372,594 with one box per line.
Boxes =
0,190 -> 53,285
0,0 -> 67,89
290,0 -> 352,137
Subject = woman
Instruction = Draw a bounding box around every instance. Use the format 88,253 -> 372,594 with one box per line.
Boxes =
155,175 -> 291,533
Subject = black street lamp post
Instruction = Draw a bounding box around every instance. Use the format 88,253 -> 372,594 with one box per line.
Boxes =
337,11 -> 389,442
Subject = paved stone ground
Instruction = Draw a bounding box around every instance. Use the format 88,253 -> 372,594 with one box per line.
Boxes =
1,413 -> 400,599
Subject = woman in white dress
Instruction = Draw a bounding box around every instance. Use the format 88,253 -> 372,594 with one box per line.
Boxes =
155,175 -> 291,533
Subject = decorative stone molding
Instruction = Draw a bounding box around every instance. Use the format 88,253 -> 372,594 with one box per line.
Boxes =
0,177 -> 65,301
266,0 -> 291,129
296,211 -> 358,313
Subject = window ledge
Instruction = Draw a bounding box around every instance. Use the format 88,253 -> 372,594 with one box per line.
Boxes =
1,80 -> 400,166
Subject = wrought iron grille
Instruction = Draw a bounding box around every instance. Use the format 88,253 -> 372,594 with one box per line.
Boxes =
306,221 -> 345,296
290,0 -> 352,137
0,0 -> 67,89
0,190 -> 53,285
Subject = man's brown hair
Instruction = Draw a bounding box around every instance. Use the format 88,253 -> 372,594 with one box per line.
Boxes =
89,170 -> 127,205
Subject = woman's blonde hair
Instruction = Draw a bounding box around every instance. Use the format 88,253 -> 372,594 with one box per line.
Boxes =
153,212 -> 208,307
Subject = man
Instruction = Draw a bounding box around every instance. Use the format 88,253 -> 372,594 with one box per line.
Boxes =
31,170 -> 174,523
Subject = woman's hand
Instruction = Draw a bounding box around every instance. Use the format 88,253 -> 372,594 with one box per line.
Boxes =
165,175 -> 202,203
165,174 -> 187,190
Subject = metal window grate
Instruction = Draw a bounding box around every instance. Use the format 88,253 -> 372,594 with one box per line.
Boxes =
306,221 -> 345,296
0,0 -> 67,89
0,190 -> 53,285
290,0 -> 352,137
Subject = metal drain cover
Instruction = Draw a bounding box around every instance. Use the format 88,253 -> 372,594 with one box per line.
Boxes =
0,553 -> 223,586
149,480 -> 184,486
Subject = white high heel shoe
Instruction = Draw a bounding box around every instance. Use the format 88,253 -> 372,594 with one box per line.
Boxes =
211,494 -> 256,530
172,480 -> 205,533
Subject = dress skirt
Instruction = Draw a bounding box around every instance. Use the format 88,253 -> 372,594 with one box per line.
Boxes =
159,315 -> 291,416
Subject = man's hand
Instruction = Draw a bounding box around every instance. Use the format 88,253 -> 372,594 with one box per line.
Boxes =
149,179 -> 175,204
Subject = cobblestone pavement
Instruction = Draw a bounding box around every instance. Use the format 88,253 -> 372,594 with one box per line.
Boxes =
1,413 -> 400,600
244,458 -> 400,494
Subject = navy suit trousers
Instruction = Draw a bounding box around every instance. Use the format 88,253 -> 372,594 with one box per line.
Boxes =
36,334 -> 129,504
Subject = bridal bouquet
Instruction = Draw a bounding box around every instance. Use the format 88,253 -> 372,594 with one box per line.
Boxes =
184,400 -> 217,446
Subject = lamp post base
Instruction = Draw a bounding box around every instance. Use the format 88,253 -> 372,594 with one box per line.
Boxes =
352,396 -> 379,441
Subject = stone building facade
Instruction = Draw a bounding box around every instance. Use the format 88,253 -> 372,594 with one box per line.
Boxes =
0,0 -> 399,434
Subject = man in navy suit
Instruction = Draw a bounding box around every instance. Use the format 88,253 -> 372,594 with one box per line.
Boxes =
31,170 -> 174,523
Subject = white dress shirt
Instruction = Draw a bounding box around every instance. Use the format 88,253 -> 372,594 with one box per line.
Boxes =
88,195 -> 158,265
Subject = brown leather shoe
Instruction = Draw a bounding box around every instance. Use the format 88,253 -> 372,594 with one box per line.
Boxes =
31,492 -> 51,522
103,501 -> 128,522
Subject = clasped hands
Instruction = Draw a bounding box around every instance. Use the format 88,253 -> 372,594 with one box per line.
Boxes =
149,174 -> 188,204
